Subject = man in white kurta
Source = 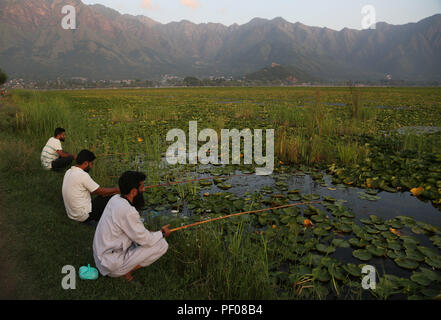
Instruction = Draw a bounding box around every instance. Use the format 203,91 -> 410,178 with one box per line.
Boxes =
93,172 -> 169,279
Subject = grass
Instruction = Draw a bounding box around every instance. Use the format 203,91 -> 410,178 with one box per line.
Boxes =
0,92 -> 281,299
1,86 -> 441,299
0,146 -> 276,299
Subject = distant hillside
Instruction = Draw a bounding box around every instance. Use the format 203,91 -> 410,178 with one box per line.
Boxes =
244,64 -> 317,84
0,0 -> 440,81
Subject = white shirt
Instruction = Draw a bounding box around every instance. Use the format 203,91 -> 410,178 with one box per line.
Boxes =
41,137 -> 62,169
62,166 -> 100,222
93,195 -> 164,276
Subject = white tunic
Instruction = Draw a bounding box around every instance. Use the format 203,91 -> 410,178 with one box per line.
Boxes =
93,195 -> 168,277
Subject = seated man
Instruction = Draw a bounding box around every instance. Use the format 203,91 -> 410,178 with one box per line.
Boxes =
41,128 -> 76,171
62,149 -> 120,224
93,171 -> 170,283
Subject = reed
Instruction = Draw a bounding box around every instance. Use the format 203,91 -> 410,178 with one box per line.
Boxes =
336,141 -> 368,165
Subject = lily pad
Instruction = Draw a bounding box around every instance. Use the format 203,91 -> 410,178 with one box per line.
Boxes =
401,236 -> 420,245
316,243 -> 336,255
411,226 -> 427,235
358,192 -> 381,201
405,249 -> 425,262
313,227 -> 329,237
369,215 -> 384,225
421,288 -> 440,299
332,238 -> 350,248
302,194 -> 321,201
381,231 -> 398,240
217,183 -> 232,190
352,250 -> 372,261
312,267 -> 331,282
374,224 -> 389,231
417,246 -> 439,259
323,196 -> 336,203
425,256 -> 441,269
371,239 -> 385,248
328,264 -> 347,281
360,218 -> 374,225
288,194 -> 302,201
386,250 -> 399,260
301,254 -> 323,267
430,236 -> 441,250
416,221 -> 439,233
311,215 -> 325,223
419,267 -> 441,282
365,189 -> 379,195
394,258 -> 419,270
349,238 -> 368,248
366,245 -> 386,257
343,264 -> 362,277
393,250 -> 406,259
410,272 -> 434,286
397,216 -> 416,227
365,226 -> 380,234
335,223 -> 352,233
282,207 -> 300,216
387,219 -> 404,229
387,240 -> 402,251
290,265 -> 311,278
199,180 -> 213,187
213,178 -> 226,184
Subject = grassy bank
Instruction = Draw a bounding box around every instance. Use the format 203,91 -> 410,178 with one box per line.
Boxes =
0,140 -> 277,299
0,92 -> 280,299
1,87 -> 440,300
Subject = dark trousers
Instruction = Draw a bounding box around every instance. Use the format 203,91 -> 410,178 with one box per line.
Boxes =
85,196 -> 112,223
51,156 -> 74,171
84,194 -> 145,223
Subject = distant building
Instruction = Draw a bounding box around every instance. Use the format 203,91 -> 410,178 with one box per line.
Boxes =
71,77 -> 88,82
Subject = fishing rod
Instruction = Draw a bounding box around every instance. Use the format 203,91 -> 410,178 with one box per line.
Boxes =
169,201 -> 323,233
97,152 -> 133,157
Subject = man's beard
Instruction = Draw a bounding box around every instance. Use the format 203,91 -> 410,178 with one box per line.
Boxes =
133,192 -> 145,211
84,166 -> 92,173
59,138 -> 65,142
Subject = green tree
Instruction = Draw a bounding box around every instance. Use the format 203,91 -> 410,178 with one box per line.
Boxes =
0,68 -> 8,85
183,76 -> 201,87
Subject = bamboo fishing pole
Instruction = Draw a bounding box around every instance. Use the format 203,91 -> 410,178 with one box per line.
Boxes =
169,201 -> 322,233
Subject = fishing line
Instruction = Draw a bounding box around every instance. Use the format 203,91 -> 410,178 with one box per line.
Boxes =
144,173 -> 255,189
106,173 -> 256,187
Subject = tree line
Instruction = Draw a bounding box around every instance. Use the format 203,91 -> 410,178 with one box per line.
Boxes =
0,68 -> 7,86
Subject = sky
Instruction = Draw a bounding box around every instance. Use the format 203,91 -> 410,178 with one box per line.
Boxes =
81,0 -> 441,30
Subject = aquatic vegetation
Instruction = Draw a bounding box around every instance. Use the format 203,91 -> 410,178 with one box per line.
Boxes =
7,86 -> 441,300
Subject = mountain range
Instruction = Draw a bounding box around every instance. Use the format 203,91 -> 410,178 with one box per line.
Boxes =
0,0 -> 440,81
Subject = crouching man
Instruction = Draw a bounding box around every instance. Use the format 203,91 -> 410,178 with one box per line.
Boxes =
93,171 -> 171,283
62,150 -> 119,225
